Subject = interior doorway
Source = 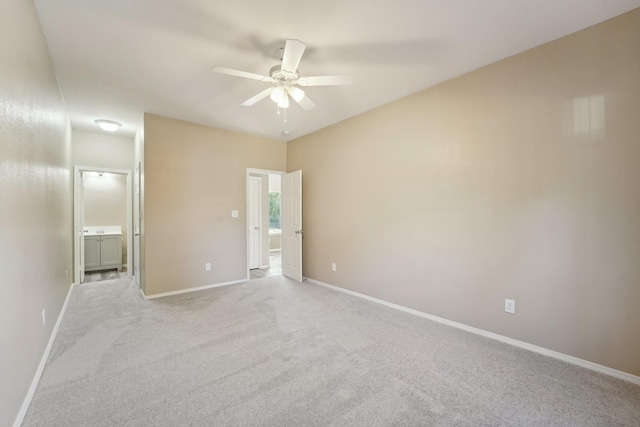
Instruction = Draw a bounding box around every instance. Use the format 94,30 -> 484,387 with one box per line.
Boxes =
73,166 -> 133,284
246,169 -> 285,280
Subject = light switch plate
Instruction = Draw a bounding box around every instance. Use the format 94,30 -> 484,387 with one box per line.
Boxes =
231,210 -> 239,218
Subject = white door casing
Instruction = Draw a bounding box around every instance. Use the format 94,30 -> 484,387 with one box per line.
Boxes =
248,176 -> 262,269
134,164 -> 141,286
282,170 -> 302,282
79,171 -> 86,283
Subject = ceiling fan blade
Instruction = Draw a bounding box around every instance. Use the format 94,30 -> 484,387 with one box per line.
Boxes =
212,66 -> 274,83
241,87 -> 275,106
294,95 -> 316,110
297,75 -> 353,86
281,39 -> 306,73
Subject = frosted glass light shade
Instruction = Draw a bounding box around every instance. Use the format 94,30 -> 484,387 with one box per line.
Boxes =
95,119 -> 121,132
278,94 -> 290,109
270,87 -> 285,103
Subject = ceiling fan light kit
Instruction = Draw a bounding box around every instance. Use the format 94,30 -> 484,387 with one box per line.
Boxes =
212,39 -> 351,113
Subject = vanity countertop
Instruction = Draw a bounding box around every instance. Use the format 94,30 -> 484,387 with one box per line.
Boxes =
84,225 -> 122,236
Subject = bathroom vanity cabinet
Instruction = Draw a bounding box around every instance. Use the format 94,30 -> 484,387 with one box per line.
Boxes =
84,233 -> 122,271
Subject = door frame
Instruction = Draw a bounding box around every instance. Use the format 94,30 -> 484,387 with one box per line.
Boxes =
73,165 -> 133,284
246,168 -> 285,280
133,163 -> 141,287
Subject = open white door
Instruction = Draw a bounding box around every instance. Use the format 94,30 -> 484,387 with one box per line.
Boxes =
248,176 -> 262,269
282,170 -> 302,282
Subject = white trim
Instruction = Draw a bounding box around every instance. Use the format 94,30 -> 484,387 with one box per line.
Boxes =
246,167 -> 287,176
13,283 -> 75,427
305,277 -> 640,386
142,279 -> 246,299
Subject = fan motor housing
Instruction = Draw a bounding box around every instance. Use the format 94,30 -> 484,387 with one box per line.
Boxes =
270,65 -> 298,82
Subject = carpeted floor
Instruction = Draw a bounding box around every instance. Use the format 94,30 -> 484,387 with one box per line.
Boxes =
22,276 -> 640,426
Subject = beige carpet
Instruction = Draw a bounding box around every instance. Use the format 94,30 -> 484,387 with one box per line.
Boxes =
22,276 -> 640,426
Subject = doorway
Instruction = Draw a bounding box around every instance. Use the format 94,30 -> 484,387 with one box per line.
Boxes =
73,166 -> 133,284
246,168 -> 302,282
247,169 -> 284,280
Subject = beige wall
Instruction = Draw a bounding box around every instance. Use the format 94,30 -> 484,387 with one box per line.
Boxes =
0,1 -> 73,425
143,114 -> 286,295
83,172 -> 128,264
288,10 -> 640,376
72,129 -> 134,170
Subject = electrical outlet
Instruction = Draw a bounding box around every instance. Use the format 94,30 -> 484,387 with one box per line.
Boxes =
65,270 -> 69,281
331,263 -> 337,272
205,263 -> 211,271
41,309 -> 46,326
505,299 -> 516,314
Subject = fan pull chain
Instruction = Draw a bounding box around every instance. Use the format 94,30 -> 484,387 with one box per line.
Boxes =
275,105 -> 287,123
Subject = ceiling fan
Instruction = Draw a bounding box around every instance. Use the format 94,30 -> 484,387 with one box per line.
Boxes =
212,39 -> 352,111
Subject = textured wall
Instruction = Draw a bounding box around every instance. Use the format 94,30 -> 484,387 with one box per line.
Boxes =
0,1 -> 72,425
288,10 -> 640,376
143,114 -> 286,295
72,129 -> 134,170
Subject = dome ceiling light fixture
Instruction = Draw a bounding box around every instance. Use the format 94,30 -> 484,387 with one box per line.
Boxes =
95,119 -> 122,132
212,39 -> 352,112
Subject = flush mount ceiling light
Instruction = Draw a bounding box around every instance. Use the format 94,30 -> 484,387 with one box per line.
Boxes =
95,119 -> 121,132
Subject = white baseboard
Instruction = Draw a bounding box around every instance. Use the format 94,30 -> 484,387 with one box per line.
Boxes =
14,282 -> 75,427
142,278 -> 246,299
305,278 -> 640,386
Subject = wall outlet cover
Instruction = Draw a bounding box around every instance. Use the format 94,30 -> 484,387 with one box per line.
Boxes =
505,299 -> 516,314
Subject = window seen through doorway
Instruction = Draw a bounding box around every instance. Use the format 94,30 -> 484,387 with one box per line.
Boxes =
269,192 -> 281,232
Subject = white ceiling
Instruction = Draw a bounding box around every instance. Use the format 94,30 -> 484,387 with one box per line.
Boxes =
33,0 -> 640,141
